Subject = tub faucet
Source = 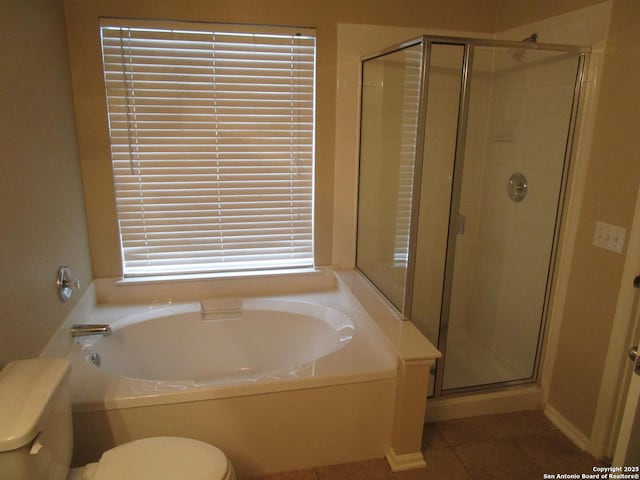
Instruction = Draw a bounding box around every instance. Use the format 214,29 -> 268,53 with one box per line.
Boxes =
71,324 -> 112,337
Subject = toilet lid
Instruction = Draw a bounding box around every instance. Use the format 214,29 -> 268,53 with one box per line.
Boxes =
93,437 -> 229,480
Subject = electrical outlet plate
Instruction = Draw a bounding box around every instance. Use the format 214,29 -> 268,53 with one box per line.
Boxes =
593,221 -> 626,254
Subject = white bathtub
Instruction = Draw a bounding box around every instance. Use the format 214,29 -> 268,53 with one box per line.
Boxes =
79,298 -> 355,386
69,285 -> 399,409
61,270 -> 439,476
67,276 -> 413,476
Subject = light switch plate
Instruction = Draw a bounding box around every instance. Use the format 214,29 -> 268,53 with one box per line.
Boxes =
593,221 -> 626,254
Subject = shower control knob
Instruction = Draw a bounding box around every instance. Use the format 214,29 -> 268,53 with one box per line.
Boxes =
507,173 -> 528,202
57,265 -> 80,303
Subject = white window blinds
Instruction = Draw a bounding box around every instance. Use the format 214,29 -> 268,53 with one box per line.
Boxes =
100,20 -> 315,277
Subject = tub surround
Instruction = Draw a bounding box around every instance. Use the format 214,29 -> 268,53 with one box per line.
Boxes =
335,271 -> 440,470
49,269 -> 439,476
73,378 -> 397,477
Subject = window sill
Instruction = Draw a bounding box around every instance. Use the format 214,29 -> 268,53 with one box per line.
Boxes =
96,268 -> 335,304
115,267 -> 322,286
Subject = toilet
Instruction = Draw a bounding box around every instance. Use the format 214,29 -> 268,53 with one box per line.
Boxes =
0,357 -> 236,480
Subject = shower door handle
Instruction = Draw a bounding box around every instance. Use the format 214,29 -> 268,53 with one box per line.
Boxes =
457,214 -> 466,236
628,347 -> 640,376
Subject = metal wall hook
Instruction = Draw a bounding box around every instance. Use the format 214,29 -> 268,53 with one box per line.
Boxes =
57,265 -> 80,303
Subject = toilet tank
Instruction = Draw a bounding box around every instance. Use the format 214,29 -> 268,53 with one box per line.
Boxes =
0,358 -> 73,480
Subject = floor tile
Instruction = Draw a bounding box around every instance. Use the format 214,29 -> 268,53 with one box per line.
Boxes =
246,411 -> 601,480
489,410 -> 557,439
315,458 -> 393,480
246,469 -> 316,480
517,430 -> 603,474
454,439 -> 544,480
435,414 -> 501,446
422,423 -> 448,450
435,409 -> 557,447
395,448 -> 472,480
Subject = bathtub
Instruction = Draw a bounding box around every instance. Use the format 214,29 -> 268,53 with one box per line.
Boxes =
78,298 -> 356,387
65,270 -> 438,476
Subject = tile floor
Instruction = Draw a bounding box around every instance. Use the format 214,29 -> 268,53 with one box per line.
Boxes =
248,410 -> 604,480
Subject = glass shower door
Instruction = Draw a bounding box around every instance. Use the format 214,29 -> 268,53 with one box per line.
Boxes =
409,43 -> 465,395
440,46 -> 582,391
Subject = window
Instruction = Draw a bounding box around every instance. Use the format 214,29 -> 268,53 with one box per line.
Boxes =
100,19 -> 315,277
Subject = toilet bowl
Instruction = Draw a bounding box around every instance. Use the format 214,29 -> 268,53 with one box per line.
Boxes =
71,437 -> 236,480
0,358 -> 236,480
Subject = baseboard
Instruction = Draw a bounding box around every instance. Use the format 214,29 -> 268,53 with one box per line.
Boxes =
385,448 -> 426,472
425,385 -> 542,422
544,403 -> 591,451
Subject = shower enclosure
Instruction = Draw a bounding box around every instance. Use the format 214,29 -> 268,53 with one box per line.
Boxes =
356,35 -> 588,397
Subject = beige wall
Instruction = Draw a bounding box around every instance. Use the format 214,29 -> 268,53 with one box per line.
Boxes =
547,0 -> 640,438
497,0 -> 639,442
497,0 -> 606,31
63,0 -> 501,278
0,0 -> 92,366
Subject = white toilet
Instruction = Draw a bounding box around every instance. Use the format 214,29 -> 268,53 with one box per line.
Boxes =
0,357 -> 236,480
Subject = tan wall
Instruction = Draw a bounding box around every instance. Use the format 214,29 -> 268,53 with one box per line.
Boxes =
497,0 -> 607,31
0,0 -> 93,366
63,0 -> 500,278
547,0 -> 640,437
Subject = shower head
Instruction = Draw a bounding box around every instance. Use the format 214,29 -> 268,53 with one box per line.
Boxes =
509,33 -> 538,62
